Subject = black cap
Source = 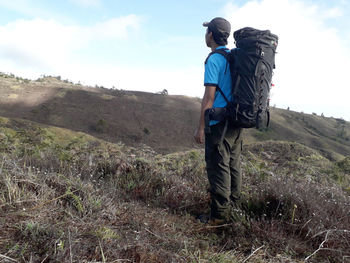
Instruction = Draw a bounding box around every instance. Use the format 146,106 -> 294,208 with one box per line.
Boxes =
203,17 -> 231,45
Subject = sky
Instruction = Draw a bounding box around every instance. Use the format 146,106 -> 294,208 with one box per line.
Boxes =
0,0 -> 350,120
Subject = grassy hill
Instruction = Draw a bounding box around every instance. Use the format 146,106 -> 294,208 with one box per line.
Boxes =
0,116 -> 349,262
0,73 -> 350,262
0,73 -> 349,159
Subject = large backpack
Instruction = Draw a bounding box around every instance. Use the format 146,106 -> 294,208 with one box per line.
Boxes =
210,27 -> 278,129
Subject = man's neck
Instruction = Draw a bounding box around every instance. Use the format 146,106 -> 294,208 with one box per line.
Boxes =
211,43 -> 220,52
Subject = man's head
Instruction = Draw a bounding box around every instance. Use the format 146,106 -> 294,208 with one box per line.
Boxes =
203,17 -> 231,46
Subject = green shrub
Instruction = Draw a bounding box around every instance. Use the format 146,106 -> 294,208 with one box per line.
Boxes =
92,119 -> 108,133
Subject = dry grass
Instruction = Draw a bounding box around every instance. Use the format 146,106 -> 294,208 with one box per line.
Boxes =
0,119 -> 349,262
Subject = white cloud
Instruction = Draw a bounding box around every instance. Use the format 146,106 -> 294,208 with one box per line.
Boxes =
0,15 -> 141,76
89,15 -> 141,40
223,0 -> 350,120
0,19 -> 80,72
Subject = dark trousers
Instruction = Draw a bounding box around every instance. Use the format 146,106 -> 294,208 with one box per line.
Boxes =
205,120 -> 243,219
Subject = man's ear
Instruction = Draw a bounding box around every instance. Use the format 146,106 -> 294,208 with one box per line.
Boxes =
207,31 -> 214,45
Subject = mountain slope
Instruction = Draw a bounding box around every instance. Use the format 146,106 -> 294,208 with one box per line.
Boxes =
0,73 -> 349,159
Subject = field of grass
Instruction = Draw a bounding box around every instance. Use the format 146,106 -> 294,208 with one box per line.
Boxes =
0,116 -> 349,262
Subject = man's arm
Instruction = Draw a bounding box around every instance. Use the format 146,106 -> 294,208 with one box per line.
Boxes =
194,85 -> 216,144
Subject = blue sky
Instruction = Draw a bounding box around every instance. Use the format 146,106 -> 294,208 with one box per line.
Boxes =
1,0 -> 350,120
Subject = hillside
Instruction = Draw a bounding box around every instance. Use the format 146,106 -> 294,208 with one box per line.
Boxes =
0,73 -> 349,159
0,116 -> 349,262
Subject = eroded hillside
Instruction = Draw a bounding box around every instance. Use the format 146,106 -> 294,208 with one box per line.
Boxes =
0,72 -> 349,159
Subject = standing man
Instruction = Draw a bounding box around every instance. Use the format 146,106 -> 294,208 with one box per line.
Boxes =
194,17 -> 243,224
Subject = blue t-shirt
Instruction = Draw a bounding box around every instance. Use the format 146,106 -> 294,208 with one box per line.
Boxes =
204,46 -> 232,126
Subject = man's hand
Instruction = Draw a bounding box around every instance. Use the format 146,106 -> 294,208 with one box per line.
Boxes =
194,85 -> 215,144
194,127 -> 205,144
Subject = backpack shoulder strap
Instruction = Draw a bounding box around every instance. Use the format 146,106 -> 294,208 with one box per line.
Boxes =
204,48 -> 231,104
212,48 -> 230,61
204,48 -> 229,64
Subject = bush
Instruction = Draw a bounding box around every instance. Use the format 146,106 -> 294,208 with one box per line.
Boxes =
91,119 -> 108,133
143,127 -> 150,135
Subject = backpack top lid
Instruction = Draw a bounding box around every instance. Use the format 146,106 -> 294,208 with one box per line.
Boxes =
233,27 -> 278,50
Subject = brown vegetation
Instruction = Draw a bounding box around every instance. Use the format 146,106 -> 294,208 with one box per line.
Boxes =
0,117 -> 349,262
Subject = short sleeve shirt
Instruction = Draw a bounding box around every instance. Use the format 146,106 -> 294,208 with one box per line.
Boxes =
204,46 -> 232,125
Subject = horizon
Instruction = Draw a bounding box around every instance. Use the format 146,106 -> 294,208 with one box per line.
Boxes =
1,0 -> 350,121
1,71 -> 349,122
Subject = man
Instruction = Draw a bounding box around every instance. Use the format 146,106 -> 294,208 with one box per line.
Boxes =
194,17 -> 243,224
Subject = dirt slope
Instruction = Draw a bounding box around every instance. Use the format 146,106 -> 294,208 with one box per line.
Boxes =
0,73 -> 349,158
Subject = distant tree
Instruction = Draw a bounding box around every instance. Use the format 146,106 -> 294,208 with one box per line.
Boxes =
143,127 -> 150,135
93,119 -> 108,133
160,89 -> 168,95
